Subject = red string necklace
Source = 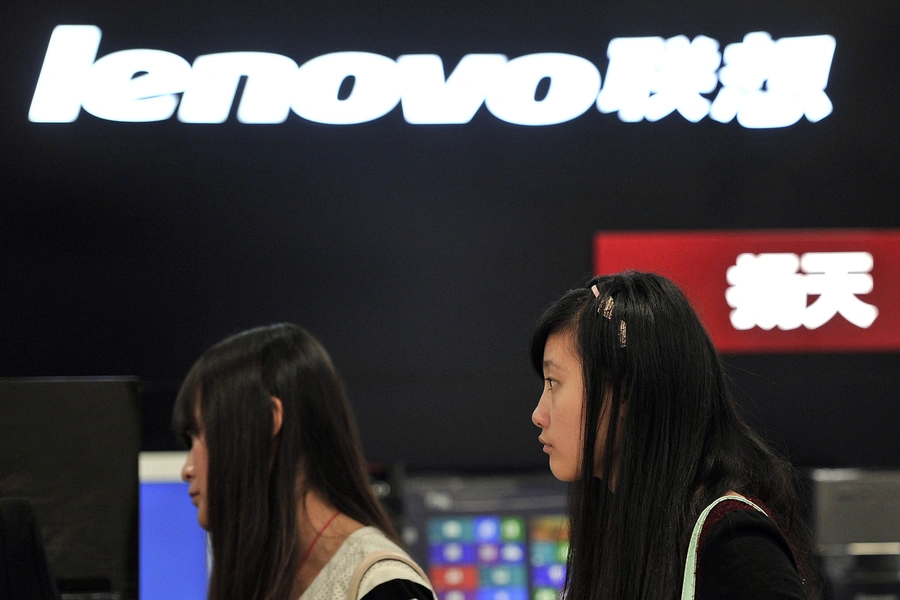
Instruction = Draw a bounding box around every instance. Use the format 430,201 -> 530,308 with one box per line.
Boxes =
298,510 -> 341,568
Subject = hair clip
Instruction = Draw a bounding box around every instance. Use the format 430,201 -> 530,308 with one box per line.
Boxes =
590,284 -> 626,348
592,285 -> 616,320
590,285 -> 613,317
602,297 -> 615,319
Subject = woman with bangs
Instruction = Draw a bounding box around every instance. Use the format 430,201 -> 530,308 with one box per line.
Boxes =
173,323 -> 434,600
530,271 -> 821,600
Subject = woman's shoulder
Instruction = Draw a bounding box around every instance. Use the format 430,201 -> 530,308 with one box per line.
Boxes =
696,503 -> 806,600
341,527 -> 435,600
356,557 -> 434,600
340,526 -> 402,554
300,527 -> 432,600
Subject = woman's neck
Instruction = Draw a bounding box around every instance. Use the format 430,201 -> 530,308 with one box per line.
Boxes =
291,490 -> 364,598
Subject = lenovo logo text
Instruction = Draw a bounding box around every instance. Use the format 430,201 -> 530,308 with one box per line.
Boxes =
29,25 -> 836,128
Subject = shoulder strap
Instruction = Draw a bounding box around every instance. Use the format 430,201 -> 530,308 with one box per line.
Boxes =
346,550 -> 430,600
680,495 -> 767,600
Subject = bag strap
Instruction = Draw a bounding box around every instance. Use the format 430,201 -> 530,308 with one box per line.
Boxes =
680,494 -> 767,600
346,550 -> 431,600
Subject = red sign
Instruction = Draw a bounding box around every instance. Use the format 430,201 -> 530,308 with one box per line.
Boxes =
593,230 -> 900,352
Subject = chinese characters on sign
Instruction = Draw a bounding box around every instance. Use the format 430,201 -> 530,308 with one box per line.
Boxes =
711,33 -> 836,128
594,231 -> 900,352
726,252 -> 878,331
598,32 -> 837,127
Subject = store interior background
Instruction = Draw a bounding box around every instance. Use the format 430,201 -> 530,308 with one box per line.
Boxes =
2,0 -> 898,598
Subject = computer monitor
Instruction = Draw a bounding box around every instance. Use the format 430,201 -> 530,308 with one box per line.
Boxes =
0,378 -> 140,598
138,452 -> 208,600
403,474 -> 569,600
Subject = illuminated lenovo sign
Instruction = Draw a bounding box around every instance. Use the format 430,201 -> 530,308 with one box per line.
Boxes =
29,25 -> 836,128
594,231 -> 900,353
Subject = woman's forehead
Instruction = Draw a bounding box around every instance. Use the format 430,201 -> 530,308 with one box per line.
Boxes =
544,330 -> 581,367
190,391 -> 204,424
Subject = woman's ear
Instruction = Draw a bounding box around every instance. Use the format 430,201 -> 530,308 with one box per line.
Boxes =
271,396 -> 283,437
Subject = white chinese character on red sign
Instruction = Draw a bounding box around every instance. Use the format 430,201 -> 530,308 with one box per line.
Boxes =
725,252 -> 878,330
725,253 -> 807,330
597,35 -> 721,123
800,252 -> 879,328
709,32 -> 837,128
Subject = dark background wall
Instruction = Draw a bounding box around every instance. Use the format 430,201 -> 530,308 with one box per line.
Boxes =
2,0 -> 898,471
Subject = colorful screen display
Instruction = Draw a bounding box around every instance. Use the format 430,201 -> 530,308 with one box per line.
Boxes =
528,516 -> 569,600
402,475 -> 569,599
423,513 -> 568,600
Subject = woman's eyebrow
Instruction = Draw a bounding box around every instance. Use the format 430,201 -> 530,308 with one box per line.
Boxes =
542,359 -> 563,371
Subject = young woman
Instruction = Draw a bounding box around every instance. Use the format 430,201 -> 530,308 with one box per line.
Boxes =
530,272 -> 820,600
174,323 -> 435,600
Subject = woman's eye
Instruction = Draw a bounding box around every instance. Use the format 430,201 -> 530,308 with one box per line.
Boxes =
183,427 -> 202,446
544,378 -> 555,389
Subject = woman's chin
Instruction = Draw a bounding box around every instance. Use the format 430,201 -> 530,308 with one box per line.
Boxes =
549,462 -> 577,482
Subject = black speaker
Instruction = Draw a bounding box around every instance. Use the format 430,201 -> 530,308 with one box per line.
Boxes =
0,378 -> 140,599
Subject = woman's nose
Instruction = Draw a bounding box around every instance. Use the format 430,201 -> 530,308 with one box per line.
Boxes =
532,393 -> 549,428
181,452 -> 194,482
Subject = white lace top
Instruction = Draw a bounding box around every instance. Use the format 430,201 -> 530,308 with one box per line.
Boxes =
298,527 -> 433,600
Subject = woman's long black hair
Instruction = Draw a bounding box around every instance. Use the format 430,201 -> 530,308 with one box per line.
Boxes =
531,272 -> 820,600
172,324 -> 399,600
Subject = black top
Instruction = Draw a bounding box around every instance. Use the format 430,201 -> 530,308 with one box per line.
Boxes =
697,506 -> 806,600
361,579 -> 435,600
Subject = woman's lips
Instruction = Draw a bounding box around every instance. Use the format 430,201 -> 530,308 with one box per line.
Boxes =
539,437 -> 551,453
